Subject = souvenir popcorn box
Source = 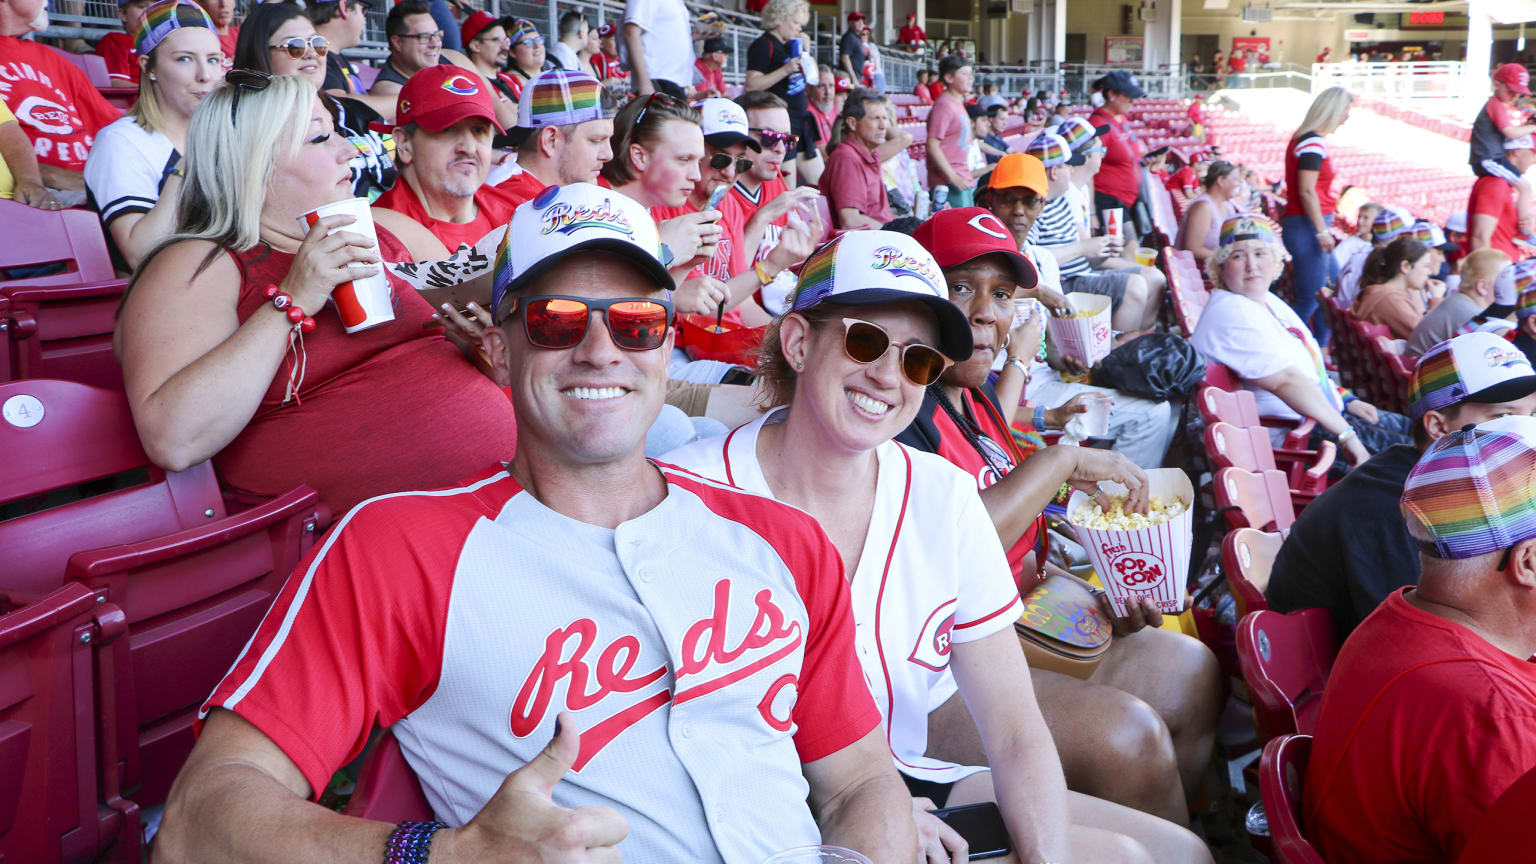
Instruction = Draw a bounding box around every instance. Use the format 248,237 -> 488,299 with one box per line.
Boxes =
1046,292 -> 1113,367
1066,468 -> 1195,616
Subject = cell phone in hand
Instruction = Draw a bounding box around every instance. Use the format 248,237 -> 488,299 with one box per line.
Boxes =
931,802 -> 1011,860
706,183 -> 730,215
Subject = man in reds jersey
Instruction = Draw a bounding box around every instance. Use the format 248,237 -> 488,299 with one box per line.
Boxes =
372,65 -> 525,258
157,183 -> 914,864
497,67 -> 615,207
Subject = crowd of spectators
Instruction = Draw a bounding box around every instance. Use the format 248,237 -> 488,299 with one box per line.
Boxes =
7,0 -> 1536,859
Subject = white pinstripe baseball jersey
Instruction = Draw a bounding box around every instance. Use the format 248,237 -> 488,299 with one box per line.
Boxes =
201,464 -> 880,864
665,411 -> 1025,783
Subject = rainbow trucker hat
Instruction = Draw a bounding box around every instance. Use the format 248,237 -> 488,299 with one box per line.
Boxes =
507,67 -> 607,145
135,0 -> 215,57
1022,131 -> 1071,168
790,230 -> 972,361
1402,415 -> 1536,559
1218,213 -> 1281,248
1407,331 -> 1536,420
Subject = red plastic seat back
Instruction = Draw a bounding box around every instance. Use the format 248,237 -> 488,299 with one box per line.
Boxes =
0,584 -> 132,864
1205,421 -> 1279,473
1214,467 -> 1296,533
1259,734 -> 1327,864
1203,362 -> 1243,392
1221,528 -> 1281,619
1196,385 -> 1262,428
0,379 -> 223,595
0,278 -> 128,389
0,200 -> 116,286
1237,608 -> 1338,742
343,731 -> 434,823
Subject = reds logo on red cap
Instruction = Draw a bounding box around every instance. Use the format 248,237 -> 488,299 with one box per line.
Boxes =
440,74 -> 480,96
966,212 -> 1011,241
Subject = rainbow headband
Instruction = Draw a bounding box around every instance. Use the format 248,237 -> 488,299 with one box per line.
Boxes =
1218,214 -> 1278,247
135,0 -> 216,58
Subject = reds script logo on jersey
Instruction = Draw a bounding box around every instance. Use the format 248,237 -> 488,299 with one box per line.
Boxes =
509,578 -> 803,770
907,599 -> 956,672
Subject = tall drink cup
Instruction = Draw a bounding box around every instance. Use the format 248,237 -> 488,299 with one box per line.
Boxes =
298,197 -> 396,334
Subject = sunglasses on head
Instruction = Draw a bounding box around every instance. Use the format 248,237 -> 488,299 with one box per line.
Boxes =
513,294 -> 675,351
225,68 -> 272,123
707,153 -> 755,174
750,127 -> 798,151
632,91 -> 683,129
837,318 -> 952,387
268,34 -> 329,59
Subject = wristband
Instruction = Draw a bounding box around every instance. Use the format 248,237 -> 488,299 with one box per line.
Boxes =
754,261 -> 775,286
384,820 -> 448,864
1337,426 -> 1357,445
1033,404 -> 1048,431
1007,356 -> 1031,379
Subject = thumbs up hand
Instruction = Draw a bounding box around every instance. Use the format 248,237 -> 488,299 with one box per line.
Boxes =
436,712 -> 628,862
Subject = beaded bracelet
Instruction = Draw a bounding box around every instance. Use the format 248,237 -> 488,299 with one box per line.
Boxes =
263,283 -> 317,333
384,820 -> 448,864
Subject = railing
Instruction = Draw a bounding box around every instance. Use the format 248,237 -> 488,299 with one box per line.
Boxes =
1309,61 -> 1467,101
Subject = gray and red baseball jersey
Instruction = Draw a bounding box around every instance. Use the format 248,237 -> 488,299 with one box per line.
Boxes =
201,464 -> 880,864
666,411 -> 1025,784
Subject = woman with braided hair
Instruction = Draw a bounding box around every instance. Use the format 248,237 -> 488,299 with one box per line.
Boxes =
902,207 -> 1222,831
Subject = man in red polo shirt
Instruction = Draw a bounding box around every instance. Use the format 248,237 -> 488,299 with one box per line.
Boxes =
1468,134 -> 1536,261
821,87 -> 896,229
496,67 -> 613,206
372,65 -> 523,256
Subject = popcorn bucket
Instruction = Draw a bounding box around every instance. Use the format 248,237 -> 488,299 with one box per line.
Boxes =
299,197 -> 396,334
1066,468 -> 1195,616
1046,292 -> 1113,367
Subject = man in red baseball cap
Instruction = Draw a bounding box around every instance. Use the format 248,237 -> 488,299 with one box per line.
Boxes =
1471,62 -> 1536,236
372,64 -> 524,259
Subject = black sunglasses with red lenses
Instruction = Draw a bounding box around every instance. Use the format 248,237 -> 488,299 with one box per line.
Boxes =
707,152 -> 755,174
514,295 -> 675,351
839,318 -> 952,386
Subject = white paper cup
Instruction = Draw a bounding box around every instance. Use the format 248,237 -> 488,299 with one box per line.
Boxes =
1082,393 -> 1112,437
1045,291 -> 1113,367
299,197 -> 396,334
1101,207 -> 1124,243
1066,468 -> 1195,617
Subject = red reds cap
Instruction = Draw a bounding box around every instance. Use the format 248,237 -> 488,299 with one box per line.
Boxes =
597,22 -> 616,38
385,64 -> 505,134
834,76 -> 852,93
460,10 -> 499,45
1496,62 -> 1531,96
911,207 -> 1039,290
847,11 -> 865,22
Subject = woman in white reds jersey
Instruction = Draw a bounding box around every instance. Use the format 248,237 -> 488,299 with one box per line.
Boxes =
664,231 -> 1213,864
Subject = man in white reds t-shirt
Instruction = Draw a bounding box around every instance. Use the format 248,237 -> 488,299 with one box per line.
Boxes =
155,184 -> 915,864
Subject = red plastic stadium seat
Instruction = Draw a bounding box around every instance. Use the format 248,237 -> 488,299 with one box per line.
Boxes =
1214,467 -> 1295,533
1220,528 -> 1281,620
1204,421 -> 1333,509
47,44 -> 112,88
0,199 -> 127,388
0,378 -> 321,810
0,583 -> 134,864
1259,735 -> 1327,864
1236,609 -> 1337,743
342,730 -> 435,823
1196,385 -> 1315,451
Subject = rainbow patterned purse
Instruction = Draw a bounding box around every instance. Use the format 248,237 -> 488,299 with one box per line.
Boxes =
1014,574 -> 1114,679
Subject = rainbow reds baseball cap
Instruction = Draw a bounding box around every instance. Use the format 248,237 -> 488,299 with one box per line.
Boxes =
382,64 -> 504,134
790,231 -> 973,361
491,184 -> 671,323
507,67 -> 607,145
1407,331 -> 1536,420
1402,415 -> 1536,559
1022,131 -> 1071,168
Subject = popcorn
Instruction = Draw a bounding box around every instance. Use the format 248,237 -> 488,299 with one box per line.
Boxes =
1072,495 -> 1187,530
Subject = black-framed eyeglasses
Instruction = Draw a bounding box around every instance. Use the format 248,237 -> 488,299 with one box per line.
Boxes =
269,35 -> 329,59
707,153 -> 754,174
226,68 -> 272,124
396,29 -> 444,44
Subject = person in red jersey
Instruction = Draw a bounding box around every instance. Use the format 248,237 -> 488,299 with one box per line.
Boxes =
95,0 -> 154,83
1468,133 -> 1536,261
193,0 -> 236,64
372,65 -> 522,259
154,182 -> 915,864
1306,417 -> 1536,864
0,0 -> 121,198
495,67 -> 614,207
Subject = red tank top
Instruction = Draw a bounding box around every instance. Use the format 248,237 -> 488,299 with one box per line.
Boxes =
217,227 -> 518,517
373,177 -> 523,251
